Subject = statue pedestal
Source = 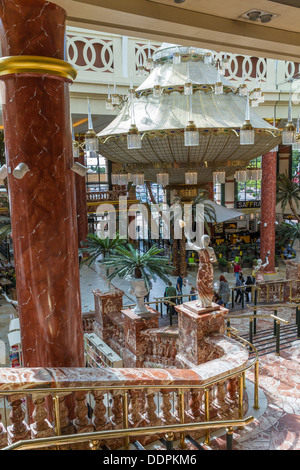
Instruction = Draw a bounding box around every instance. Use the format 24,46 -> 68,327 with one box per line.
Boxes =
122,307 -> 160,367
175,301 -> 228,367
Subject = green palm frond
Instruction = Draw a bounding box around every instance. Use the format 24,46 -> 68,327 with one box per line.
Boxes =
80,231 -> 126,267
276,172 -> 300,221
277,221 -> 300,247
99,243 -> 173,290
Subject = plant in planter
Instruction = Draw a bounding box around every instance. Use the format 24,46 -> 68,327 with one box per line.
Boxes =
100,244 -> 173,315
80,231 -> 126,289
218,257 -> 229,272
277,221 -> 300,261
242,254 -> 253,268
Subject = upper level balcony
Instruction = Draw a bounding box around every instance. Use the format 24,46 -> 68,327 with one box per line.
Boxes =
67,26 -> 300,126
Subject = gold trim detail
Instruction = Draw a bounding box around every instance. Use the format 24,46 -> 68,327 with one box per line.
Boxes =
0,55 -> 77,82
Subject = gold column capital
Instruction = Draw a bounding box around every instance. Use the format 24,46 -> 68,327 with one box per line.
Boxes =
0,55 -> 77,82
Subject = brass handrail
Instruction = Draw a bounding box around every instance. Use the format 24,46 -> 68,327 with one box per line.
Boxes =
3,416 -> 255,451
227,313 -> 289,325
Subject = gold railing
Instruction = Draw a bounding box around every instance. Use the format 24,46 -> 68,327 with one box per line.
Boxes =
0,332 -> 259,451
256,279 -> 300,304
3,416 -> 254,451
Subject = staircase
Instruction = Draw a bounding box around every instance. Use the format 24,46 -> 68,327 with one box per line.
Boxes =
241,323 -> 299,357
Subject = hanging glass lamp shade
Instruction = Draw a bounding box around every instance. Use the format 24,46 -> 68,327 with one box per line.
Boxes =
240,120 -> 255,145
184,82 -> 193,95
128,88 -> 135,100
184,121 -> 199,147
127,124 -> 142,149
85,129 -> 99,152
112,94 -> 120,105
247,169 -> 262,180
239,84 -> 247,97
111,173 -> 119,185
137,65 -> 146,76
215,81 -> 223,95
118,172 -> 129,185
252,88 -> 262,100
73,142 -> 80,159
292,140 -> 300,150
132,173 -> 144,185
105,98 -> 114,110
185,172 -> 198,185
282,122 -> 295,145
251,99 -> 259,108
157,172 -> 169,186
259,93 -> 265,103
222,58 -> 230,70
153,85 -> 163,98
235,170 -> 248,182
147,57 -> 154,70
213,171 -> 226,184
204,52 -> 212,64
173,52 -> 181,64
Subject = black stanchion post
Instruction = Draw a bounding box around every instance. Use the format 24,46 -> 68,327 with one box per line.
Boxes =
226,427 -> 234,450
253,307 -> 257,335
273,309 -> 278,336
165,433 -> 174,451
276,320 -> 280,356
249,318 -> 253,345
241,289 -> 244,309
232,289 -> 234,309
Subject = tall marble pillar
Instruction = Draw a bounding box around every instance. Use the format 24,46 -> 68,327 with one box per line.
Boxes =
0,0 -> 85,367
260,150 -> 277,275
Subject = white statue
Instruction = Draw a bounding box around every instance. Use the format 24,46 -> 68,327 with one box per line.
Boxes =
254,251 -> 270,283
187,235 -> 217,308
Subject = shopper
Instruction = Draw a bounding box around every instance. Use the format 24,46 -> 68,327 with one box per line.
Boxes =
235,272 -> 244,304
165,282 -> 177,315
233,261 -> 242,282
218,275 -> 230,308
176,274 -> 185,304
245,276 -> 253,302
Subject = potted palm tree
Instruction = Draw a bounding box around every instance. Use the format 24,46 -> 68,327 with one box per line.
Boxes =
278,221 -> 300,262
99,244 -> 173,315
276,173 -> 300,223
80,231 -> 126,289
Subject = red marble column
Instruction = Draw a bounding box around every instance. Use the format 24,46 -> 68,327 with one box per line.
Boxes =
0,0 -> 84,367
260,150 -> 277,274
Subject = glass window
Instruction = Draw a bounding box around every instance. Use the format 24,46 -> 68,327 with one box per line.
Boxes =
236,157 -> 262,203
85,153 -> 108,192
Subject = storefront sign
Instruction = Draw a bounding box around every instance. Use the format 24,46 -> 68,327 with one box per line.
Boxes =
236,201 -> 261,209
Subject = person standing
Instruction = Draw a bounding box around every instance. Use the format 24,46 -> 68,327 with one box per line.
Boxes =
245,276 -> 253,302
176,274 -> 185,305
218,275 -> 230,308
233,261 -> 242,282
165,282 -> 177,315
235,272 -> 244,304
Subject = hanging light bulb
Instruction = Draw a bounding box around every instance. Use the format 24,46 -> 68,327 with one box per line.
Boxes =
282,88 -> 295,145
235,170 -> 248,182
213,171 -> 226,184
219,61 -> 225,76
157,172 -> 169,186
259,92 -> 265,103
185,172 -> 198,185
85,98 -> 99,153
173,51 -> 181,65
105,84 -> 114,110
146,41 -> 154,70
153,85 -> 163,98
240,92 -> 255,145
215,64 -> 223,95
204,52 -> 212,64
132,173 -> 144,185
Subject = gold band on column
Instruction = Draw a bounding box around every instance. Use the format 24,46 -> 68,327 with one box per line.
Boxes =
0,55 -> 77,82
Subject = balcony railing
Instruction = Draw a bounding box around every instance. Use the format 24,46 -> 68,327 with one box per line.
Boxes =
66,26 -> 300,93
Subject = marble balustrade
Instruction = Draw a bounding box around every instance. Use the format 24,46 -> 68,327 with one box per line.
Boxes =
0,363 -> 249,449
